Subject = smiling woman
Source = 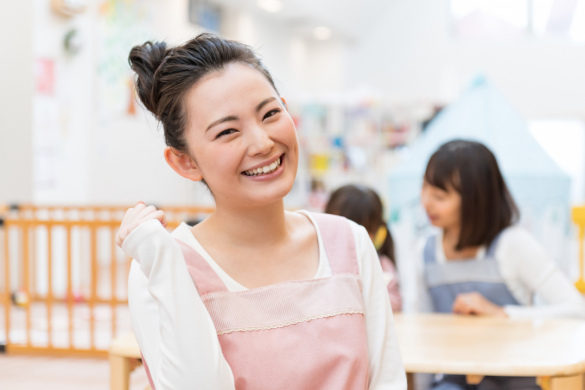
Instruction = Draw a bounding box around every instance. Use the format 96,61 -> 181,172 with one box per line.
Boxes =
117,33 -> 406,390
168,62 -> 298,208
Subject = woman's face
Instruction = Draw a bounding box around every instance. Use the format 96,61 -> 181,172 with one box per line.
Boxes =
421,180 -> 461,230
182,63 -> 298,209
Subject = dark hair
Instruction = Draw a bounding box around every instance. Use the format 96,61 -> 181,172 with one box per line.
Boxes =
325,184 -> 396,265
128,33 -> 279,152
424,139 -> 519,250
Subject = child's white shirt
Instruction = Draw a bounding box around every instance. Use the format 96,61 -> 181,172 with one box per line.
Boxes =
124,211 -> 407,390
409,225 -> 585,318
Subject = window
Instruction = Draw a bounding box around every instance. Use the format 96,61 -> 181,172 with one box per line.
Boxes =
451,0 -> 529,40
529,120 -> 585,203
451,0 -> 585,41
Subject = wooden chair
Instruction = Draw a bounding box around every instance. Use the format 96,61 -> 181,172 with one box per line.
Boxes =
109,332 -> 146,390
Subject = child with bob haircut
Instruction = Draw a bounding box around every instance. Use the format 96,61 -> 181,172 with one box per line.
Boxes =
116,33 -> 406,390
417,139 -> 585,390
325,184 -> 402,311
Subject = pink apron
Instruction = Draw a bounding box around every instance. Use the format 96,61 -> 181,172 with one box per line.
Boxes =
145,213 -> 369,389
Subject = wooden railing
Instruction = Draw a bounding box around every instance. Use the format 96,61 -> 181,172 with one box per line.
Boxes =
0,204 -> 213,357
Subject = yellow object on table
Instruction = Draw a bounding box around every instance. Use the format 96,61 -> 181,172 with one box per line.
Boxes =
394,313 -> 585,390
109,332 -> 146,390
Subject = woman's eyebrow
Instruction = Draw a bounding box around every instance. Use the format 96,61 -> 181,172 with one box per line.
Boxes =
206,97 -> 278,132
256,97 -> 277,113
206,115 -> 238,132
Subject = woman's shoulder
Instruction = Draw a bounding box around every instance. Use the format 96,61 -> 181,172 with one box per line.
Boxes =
295,210 -> 365,236
171,222 -> 197,241
298,210 -> 351,223
296,211 -> 371,258
497,224 -> 537,246
495,224 -> 543,259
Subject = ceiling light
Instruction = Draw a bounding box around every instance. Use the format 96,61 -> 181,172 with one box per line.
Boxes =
257,0 -> 282,13
313,26 -> 332,40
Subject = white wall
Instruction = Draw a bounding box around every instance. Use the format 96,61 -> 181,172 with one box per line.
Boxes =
86,0 -> 211,206
31,0 -> 94,204
222,9 -> 349,99
0,0 -> 33,204
347,0 -> 585,120
24,0 -> 219,206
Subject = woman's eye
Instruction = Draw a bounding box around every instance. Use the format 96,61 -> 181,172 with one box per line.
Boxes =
216,129 -> 237,139
263,109 -> 281,120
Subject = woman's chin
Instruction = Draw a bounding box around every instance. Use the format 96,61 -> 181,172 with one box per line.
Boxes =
239,186 -> 294,208
428,219 -> 444,228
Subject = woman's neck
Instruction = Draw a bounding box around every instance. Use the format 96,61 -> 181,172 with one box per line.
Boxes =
442,224 -> 479,260
202,199 -> 289,248
191,200 -> 320,288
443,225 -> 460,245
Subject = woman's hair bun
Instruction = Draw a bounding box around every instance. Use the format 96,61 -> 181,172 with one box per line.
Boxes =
127,33 -> 278,153
128,41 -> 168,116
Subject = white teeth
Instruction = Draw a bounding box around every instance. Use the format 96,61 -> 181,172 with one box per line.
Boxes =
244,157 -> 282,176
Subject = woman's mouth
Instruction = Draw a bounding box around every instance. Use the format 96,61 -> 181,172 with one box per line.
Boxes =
242,155 -> 283,177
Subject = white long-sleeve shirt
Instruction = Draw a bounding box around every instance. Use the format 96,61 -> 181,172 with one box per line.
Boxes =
124,211 -> 407,390
411,225 -> 585,318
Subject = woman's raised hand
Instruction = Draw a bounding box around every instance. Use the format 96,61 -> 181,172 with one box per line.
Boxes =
452,292 -> 508,317
116,202 -> 167,248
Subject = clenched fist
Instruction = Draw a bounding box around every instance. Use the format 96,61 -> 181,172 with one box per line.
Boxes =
116,202 -> 167,248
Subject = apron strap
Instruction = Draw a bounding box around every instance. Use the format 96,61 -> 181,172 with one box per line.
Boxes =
423,235 -> 437,264
310,213 -> 359,275
175,238 -> 228,295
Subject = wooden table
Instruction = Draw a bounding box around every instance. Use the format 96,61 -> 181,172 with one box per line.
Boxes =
109,332 -> 144,390
394,313 -> 585,390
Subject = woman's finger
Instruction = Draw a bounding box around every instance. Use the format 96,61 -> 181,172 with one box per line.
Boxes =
136,205 -> 158,220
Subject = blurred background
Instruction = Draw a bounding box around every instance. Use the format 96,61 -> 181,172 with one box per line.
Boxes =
2,0 -> 585,388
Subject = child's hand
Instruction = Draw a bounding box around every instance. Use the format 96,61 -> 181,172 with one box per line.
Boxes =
452,292 -> 507,317
116,202 -> 167,248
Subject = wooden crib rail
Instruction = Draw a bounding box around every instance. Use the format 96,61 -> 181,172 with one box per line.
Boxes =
0,204 -> 213,357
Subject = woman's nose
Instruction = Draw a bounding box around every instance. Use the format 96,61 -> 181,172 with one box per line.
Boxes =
247,125 -> 274,156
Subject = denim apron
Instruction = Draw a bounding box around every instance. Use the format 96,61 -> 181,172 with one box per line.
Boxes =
424,234 -> 541,390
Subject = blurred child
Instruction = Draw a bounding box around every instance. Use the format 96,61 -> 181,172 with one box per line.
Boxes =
325,184 -> 401,312
418,139 -> 585,390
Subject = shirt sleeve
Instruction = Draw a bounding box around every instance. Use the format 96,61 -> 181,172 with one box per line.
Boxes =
123,219 -> 235,390
350,223 -> 407,389
497,227 -> 585,319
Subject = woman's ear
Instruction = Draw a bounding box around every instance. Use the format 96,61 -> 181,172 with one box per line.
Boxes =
164,147 -> 203,182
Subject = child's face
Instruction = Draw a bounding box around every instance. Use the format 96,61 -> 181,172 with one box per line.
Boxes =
182,63 -> 298,209
421,180 -> 461,230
